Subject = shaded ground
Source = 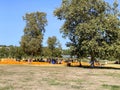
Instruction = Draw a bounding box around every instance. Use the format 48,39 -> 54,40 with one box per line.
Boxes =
0,65 -> 120,90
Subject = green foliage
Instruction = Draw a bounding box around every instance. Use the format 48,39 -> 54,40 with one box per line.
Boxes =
20,11 -> 47,56
47,36 -> 57,51
47,36 -> 62,57
0,45 -> 26,59
54,0 -> 120,62
8,46 -> 24,59
0,46 -> 9,58
53,48 -> 62,57
42,47 -> 52,57
62,49 -> 71,55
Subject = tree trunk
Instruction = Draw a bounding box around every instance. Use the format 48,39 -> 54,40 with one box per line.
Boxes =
90,51 -> 95,68
79,59 -> 82,67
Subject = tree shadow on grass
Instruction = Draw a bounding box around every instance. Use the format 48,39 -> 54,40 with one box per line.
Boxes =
67,64 -> 120,70
83,66 -> 120,70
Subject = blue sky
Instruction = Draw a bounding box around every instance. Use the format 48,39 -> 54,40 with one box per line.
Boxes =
0,0 -> 120,49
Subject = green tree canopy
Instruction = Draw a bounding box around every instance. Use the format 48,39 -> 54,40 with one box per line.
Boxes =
47,36 -> 62,57
0,47 -> 9,58
0,45 -> 26,59
54,0 -> 120,63
20,11 -> 47,57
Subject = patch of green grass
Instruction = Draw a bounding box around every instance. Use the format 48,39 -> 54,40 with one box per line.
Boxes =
69,79 -> 84,84
102,84 -> 120,90
42,78 -> 66,86
42,78 -> 60,85
0,70 -> 17,76
86,72 -> 101,76
48,79 -> 61,85
71,85 -> 82,89
0,85 -> 14,90
21,77 -> 33,82
42,77 -> 49,81
105,73 -> 120,78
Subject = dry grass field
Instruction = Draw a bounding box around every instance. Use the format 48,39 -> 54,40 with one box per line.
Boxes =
0,65 -> 120,90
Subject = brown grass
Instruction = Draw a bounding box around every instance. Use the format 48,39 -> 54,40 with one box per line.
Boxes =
0,65 -> 120,90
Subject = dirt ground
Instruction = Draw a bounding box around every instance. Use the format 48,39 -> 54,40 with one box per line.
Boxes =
0,65 -> 120,90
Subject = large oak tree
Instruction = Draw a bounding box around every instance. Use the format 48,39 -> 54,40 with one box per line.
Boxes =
54,0 -> 120,65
